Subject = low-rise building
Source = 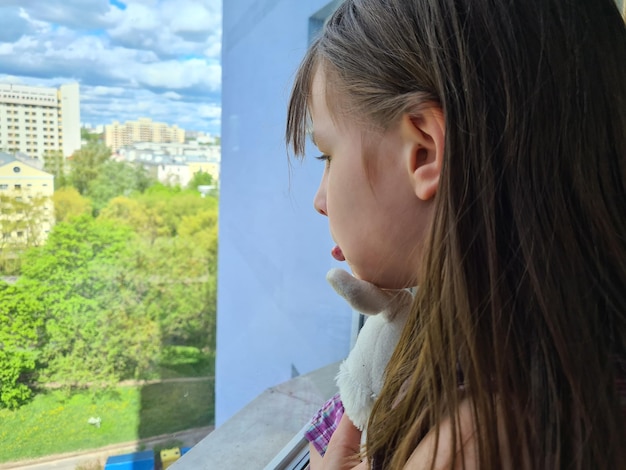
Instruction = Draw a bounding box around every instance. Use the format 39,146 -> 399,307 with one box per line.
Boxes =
0,152 -> 54,246
187,156 -> 220,183
116,141 -> 221,187
117,140 -> 220,161
141,159 -> 191,187
140,156 -> 219,188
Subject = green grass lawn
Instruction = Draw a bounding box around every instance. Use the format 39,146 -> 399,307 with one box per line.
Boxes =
0,378 -> 214,464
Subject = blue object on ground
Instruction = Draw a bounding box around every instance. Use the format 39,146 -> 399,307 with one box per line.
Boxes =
104,450 -> 155,470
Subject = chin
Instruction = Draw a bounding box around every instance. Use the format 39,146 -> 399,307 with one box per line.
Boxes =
352,269 -> 411,290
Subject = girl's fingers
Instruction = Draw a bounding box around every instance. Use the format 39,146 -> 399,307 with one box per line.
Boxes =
322,415 -> 365,470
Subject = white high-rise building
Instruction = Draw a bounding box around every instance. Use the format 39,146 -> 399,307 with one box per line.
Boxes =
0,83 -> 81,160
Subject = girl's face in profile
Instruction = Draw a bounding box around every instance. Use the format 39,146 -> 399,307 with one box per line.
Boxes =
309,67 -> 436,289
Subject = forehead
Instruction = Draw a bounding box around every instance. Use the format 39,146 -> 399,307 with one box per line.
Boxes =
309,65 -> 357,136
308,63 -> 377,134
308,67 -> 333,142
309,67 -> 329,120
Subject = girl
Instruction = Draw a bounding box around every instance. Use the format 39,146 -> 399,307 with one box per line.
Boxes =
286,0 -> 626,469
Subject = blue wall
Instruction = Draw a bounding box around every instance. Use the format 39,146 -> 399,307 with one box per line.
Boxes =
217,0 -> 352,425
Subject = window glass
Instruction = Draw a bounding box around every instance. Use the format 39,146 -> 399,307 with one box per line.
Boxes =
0,1 -> 221,468
216,0 -> 354,443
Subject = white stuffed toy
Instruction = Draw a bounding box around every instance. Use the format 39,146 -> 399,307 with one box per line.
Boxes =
327,268 -> 414,431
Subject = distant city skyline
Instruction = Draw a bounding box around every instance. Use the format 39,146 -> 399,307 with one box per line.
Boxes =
0,0 -> 222,135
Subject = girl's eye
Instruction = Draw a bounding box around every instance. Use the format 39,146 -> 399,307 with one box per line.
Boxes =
315,154 -> 331,167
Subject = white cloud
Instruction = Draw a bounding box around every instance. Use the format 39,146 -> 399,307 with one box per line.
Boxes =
167,0 -> 221,35
92,86 -> 127,96
139,58 -> 221,91
0,75 -> 26,85
0,0 -> 222,134
105,3 -> 161,37
105,0 -> 221,59
13,0 -> 113,29
163,91 -> 182,100
79,84 -> 221,132
197,104 -> 221,119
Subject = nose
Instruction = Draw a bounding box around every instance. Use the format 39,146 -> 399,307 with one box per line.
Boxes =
313,170 -> 328,216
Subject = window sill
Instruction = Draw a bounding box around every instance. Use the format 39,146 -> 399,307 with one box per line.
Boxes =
170,362 -> 339,470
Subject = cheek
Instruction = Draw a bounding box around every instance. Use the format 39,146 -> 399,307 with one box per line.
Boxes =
325,179 -> 360,240
326,173 -> 362,221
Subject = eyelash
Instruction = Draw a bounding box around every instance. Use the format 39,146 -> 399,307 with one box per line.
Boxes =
315,154 -> 331,166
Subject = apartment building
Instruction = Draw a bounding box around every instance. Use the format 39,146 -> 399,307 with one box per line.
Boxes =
0,152 -> 54,246
0,83 -> 81,160
105,118 -> 185,151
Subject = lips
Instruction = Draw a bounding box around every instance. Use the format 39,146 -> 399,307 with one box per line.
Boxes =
331,245 -> 345,261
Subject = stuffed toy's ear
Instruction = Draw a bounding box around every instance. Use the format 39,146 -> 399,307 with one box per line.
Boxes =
326,268 -> 412,321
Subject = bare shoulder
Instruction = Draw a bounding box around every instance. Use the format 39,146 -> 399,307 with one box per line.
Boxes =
403,399 -> 485,470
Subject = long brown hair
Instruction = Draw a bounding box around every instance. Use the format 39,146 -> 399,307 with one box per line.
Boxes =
287,0 -> 626,468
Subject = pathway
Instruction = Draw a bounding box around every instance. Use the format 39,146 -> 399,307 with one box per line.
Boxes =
0,426 -> 213,470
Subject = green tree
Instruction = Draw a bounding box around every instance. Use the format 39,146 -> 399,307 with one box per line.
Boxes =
0,194 -> 51,274
12,187 -> 219,389
19,216 -> 158,385
99,196 -> 170,244
139,187 -> 217,237
100,188 -> 216,240
100,189 -> 218,351
69,142 -> 111,195
0,282 -> 43,409
125,236 -> 216,351
80,128 -> 102,144
177,206 -> 218,262
43,150 -> 69,188
187,170 -> 215,191
52,187 -> 92,223
87,161 -> 153,213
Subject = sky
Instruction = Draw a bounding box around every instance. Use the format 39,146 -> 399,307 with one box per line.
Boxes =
0,0 -> 222,135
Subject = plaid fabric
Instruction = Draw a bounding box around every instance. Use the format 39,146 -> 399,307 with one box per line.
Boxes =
304,393 -> 345,457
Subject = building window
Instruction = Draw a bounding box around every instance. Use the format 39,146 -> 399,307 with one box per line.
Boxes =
0,184 -> 8,190
16,231 -> 23,237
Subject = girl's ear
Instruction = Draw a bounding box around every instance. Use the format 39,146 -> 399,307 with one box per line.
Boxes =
399,107 -> 445,201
